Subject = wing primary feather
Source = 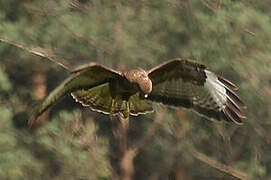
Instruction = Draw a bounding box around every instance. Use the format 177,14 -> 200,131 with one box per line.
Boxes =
225,87 -> 246,108
217,75 -> 238,90
206,70 -> 246,123
210,81 -> 246,118
226,99 -> 246,118
226,95 -> 246,118
220,110 -> 232,123
223,106 -> 243,125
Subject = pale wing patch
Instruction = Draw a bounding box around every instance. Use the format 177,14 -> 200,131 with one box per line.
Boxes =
204,70 -> 227,109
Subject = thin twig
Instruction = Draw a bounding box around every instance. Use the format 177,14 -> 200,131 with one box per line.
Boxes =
43,6 -> 112,62
201,0 -> 221,12
0,37 -> 72,72
244,29 -> 256,36
68,0 -> 90,12
188,143 -> 250,180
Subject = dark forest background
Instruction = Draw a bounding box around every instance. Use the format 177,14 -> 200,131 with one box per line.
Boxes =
1,0 -> 271,179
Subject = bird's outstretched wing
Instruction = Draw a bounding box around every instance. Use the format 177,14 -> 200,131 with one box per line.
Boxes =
147,58 -> 246,124
29,63 -> 122,125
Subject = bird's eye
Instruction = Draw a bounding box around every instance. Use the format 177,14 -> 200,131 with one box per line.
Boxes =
144,94 -> 148,98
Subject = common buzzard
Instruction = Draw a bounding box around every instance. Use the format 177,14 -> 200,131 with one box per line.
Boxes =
30,58 -> 246,125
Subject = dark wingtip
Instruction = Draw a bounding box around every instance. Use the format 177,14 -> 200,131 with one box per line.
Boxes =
222,106 -> 244,125
226,97 -> 246,119
218,75 -> 247,123
226,89 -> 246,108
217,75 -> 238,90
222,89 -> 246,125
217,73 -> 246,109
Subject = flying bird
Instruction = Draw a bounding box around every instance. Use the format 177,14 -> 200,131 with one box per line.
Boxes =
30,58 -> 246,125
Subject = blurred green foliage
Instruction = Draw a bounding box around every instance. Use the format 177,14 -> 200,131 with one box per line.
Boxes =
1,0 -> 271,179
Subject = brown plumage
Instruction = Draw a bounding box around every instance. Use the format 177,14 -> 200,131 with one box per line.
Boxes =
123,68 -> 152,94
30,58 -> 246,126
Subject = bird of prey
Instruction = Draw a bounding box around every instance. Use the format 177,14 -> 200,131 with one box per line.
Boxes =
30,58 -> 246,125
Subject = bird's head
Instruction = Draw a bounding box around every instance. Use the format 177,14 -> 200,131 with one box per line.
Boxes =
123,68 -> 152,97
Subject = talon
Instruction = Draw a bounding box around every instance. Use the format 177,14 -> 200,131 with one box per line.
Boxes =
110,98 -> 115,115
123,101 -> 130,118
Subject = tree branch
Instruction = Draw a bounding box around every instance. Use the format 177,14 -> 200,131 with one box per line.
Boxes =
112,109 -> 165,180
188,143 -> 250,180
0,37 -> 72,72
